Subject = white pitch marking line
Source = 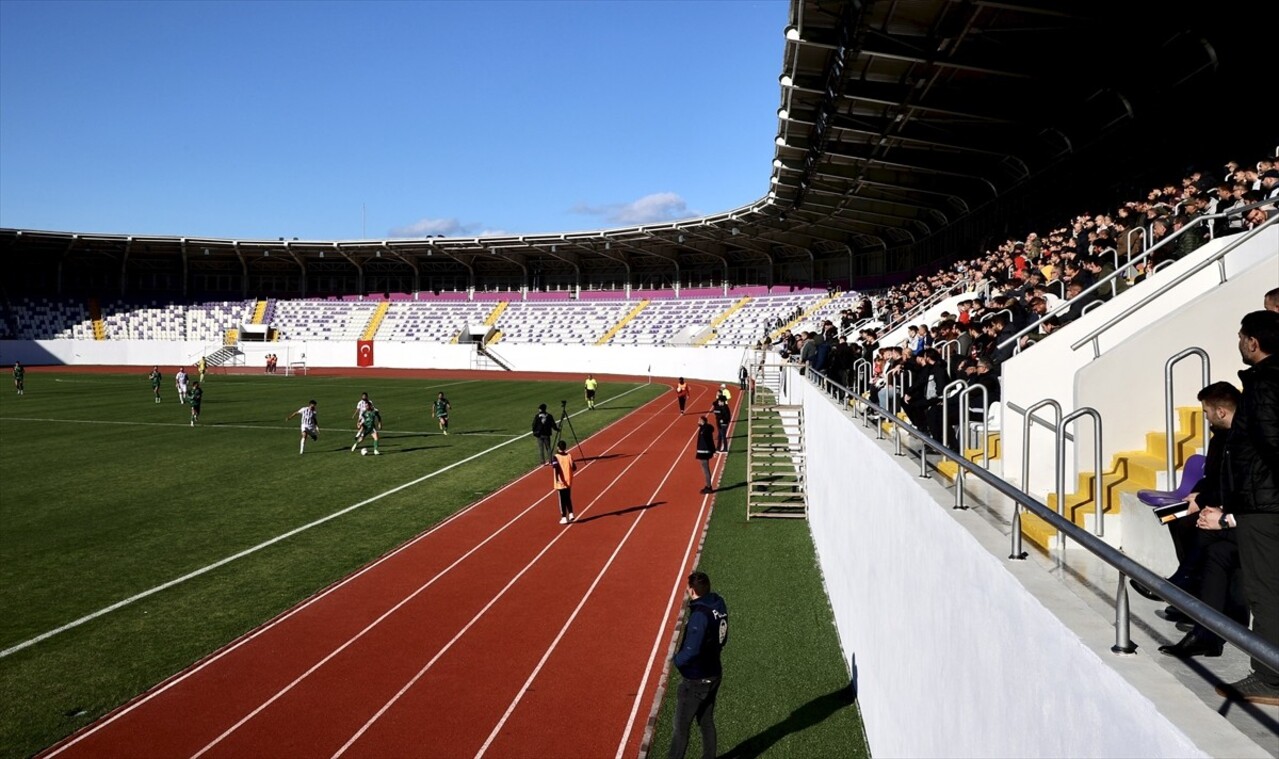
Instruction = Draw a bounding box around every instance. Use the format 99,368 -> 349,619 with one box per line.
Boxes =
190,401 -> 667,759
40,383 -> 664,758
0,416 -> 512,437
4,384 -> 654,661
474,427 -> 696,758
330,395 -> 698,759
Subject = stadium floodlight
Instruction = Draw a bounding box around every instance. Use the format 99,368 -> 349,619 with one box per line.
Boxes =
772,159 -> 783,168
779,74 -> 793,87
777,108 -> 789,119
771,176 -> 780,185
784,26 -> 800,41
775,136 -> 787,146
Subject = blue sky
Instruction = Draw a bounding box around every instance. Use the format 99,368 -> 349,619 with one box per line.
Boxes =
0,0 -> 786,240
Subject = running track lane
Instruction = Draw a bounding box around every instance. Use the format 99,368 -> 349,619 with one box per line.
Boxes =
43,381 -> 732,759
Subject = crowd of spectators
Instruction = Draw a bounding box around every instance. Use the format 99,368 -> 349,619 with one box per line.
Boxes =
788,155 -> 1279,387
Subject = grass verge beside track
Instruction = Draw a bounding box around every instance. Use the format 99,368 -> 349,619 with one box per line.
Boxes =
648,431 -> 869,758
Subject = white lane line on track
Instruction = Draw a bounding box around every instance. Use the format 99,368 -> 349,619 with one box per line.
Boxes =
331,390 -> 705,759
191,398 -> 670,759
4,384 -> 653,662
40,384 -> 665,759
473,422 -> 697,758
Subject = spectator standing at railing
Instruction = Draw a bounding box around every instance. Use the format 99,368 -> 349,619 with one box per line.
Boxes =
1214,310 -> 1279,706
1265,288 -> 1279,314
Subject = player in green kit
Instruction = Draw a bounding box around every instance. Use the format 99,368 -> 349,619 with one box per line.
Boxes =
434,392 -> 451,435
352,405 -> 381,454
149,366 -> 162,403
189,382 -> 203,426
13,362 -> 24,396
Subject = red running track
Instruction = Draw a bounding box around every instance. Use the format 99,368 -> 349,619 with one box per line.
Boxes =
43,381 -> 732,759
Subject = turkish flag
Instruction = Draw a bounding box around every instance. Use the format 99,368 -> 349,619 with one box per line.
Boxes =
357,340 -> 374,367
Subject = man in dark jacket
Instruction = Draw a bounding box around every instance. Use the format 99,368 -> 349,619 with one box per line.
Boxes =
531,403 -> 559,466
695,416 -> 716,494
1215,310 -> 1279,705
668,571 -> 728,759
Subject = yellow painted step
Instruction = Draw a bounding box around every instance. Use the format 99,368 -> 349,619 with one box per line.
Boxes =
88,297 -> 105,341
484,301 -> 508,326
487,329 -> 504,346
695,297 -> 752,346
1021,406 -> 1203,551
936,433 -> 1001,479
596,300 -> 650,345
360,301 -> 390,341
251,299 -> 268,324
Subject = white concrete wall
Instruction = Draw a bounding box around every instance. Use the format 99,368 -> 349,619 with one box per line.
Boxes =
1001,226 -> 1277,499
782,374 -> 1206,758
0,338 -> 748,384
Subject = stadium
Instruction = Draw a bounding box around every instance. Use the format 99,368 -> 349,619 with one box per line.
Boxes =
1,1 -> 1277,757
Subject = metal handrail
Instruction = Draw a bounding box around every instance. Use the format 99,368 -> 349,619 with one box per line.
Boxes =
957,384 -> 991,471
999,200 -> 1277,353
1059,407 -> 1105,537
801,366 -> 1279,669
939,379 -> 967,451
1164,348 -> 1211,486
1021,399 -> 1063,554
1071,213 -> 1279,357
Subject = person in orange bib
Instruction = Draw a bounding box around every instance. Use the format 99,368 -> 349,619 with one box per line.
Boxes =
552,440 -> 577,524
676,377 -> 690,415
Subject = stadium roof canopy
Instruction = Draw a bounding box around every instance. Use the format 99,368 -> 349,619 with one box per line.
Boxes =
1,0 -> 1264,292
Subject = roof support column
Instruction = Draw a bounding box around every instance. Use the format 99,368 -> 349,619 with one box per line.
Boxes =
121,236 -> 133,297
180,238 -> 189,299
234,242 -> 248,298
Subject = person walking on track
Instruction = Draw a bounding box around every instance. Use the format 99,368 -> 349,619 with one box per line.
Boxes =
695,415 -> 716,494
552,440 -> 576,524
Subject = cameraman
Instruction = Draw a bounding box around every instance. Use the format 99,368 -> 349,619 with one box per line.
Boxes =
531,403 -> 559,466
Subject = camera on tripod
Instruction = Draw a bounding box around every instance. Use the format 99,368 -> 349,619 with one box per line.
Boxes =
560,400 -> 567,408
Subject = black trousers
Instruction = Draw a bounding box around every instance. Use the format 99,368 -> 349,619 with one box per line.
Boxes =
668,676 -> 721,759
1236,514 -> 1279,685
556,488 -> 574,518
1187,532 -> 1245,645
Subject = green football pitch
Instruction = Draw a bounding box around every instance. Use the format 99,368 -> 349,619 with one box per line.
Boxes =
0,371 -> 863,758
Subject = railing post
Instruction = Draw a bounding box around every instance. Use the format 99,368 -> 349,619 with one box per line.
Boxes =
1061,407 -> 1105,537
1163,347 -> 1212,488
1020,399 -> 1062,560
1112,573 -> 1138,654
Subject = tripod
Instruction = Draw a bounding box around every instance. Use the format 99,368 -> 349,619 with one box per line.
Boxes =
554,400 -> 586,460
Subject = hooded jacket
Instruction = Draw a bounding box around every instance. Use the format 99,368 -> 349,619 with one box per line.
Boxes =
673,592 -> 729,680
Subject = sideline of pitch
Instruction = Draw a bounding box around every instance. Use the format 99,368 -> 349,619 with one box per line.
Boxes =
0,384 -> 653,660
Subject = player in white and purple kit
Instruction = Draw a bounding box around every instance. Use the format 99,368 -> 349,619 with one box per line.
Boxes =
175,368 -> 189,404
286,400 -> 319,454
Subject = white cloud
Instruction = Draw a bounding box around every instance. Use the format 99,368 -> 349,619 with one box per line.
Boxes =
571,192 -> 694,225
389,217 -> 471,238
